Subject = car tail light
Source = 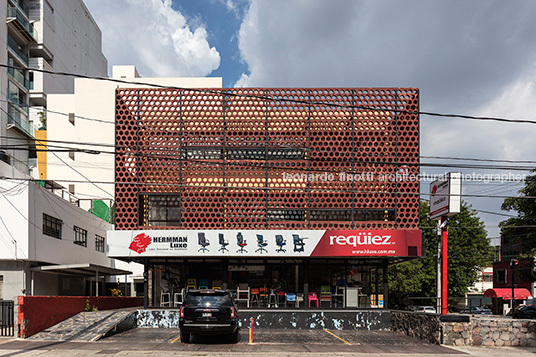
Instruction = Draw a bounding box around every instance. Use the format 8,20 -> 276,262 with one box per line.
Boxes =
230,307 -> 236,318
180,306 -> 184,318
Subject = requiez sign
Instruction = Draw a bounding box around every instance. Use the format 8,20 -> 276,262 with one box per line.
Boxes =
430,172 -> 461,220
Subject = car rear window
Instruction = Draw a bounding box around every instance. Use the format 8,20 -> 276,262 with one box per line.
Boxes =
185,292 -> 231,306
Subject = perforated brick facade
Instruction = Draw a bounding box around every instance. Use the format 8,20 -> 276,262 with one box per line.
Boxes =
114,88 -> 419,231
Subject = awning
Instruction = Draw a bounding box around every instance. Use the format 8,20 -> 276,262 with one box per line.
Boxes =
483,288 -> 532,300
31,263 -> 132,277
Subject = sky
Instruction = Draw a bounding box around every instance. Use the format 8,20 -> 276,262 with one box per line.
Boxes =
83,0 -> 536,243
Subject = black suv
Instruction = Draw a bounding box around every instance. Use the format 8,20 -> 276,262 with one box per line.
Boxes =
179,289 -> 239,343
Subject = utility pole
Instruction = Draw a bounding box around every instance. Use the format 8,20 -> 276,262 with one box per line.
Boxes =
510,259 -> 518,312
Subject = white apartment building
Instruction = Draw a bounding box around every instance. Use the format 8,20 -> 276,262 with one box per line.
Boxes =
0,178 -> 134,301
46,66 -> 222,204
1,0 -> 107,178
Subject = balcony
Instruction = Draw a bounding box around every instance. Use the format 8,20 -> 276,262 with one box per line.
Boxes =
8,92 -> 29,115
7,105 -> 34,138
7,5 -> 38,43
7,36 -> 28,66
7,66 -> 30,91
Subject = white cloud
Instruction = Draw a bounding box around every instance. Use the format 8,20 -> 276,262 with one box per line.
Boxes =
84,0 -> 220,77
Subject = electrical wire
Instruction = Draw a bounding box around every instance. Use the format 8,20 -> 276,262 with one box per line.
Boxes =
3,63 -> 536,126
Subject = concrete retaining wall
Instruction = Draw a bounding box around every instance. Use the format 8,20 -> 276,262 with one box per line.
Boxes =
136,309 -> 390,330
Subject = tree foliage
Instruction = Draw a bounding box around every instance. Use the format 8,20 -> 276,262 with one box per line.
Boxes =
500,169 -> 536,258
388,200 -> 493,307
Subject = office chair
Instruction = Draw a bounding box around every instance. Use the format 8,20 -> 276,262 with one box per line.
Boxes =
275,234 -> 286,252
218,233 -> 229,252
255,234 -> 268,253
236,232 -> 248,253
198,232 -> 210,252
292,234 -> 306,252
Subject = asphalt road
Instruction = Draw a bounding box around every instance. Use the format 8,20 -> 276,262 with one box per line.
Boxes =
1,329 -> 536,356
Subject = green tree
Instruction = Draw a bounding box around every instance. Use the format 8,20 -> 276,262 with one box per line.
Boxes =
499,169 -> 536,282
388,200 -> 493,307
500,169 -> 536,258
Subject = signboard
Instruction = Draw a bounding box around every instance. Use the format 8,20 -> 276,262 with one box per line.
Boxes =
429,172 -> 461,220
107,229 -> 422,259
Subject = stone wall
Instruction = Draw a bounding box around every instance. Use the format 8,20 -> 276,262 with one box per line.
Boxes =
390,311 -> 441,344
392,311 -> 536,347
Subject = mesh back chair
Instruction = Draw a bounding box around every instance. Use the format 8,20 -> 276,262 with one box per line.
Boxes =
236,232 -> 248,253
255,234 -> 268,253
198,232 -> 210,252
218,233 -> 229,252
275,234 -> 286,252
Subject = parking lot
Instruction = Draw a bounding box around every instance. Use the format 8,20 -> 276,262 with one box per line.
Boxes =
2,328 -> 536,356
0,328 -> 461,356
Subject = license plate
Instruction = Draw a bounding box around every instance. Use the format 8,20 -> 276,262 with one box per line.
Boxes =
202,312 -> 212,317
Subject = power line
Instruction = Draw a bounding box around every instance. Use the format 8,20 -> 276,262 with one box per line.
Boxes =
2,175 -> 535,200
3,63 -> 536,126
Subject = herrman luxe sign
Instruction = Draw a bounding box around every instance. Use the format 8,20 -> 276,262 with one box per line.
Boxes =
108,229 -> 422,258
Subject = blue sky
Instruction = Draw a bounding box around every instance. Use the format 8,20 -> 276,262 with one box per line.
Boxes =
171,0 -> 248,86
82,0 -> 536,241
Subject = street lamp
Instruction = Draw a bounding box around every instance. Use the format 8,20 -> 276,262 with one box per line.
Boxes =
510,259 -> 519,311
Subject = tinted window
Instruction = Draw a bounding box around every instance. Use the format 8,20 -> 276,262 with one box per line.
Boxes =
185,293 -> 231,307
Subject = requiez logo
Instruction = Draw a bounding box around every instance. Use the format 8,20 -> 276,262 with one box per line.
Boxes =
329,232 -> 393,247
129,233 -> 152,254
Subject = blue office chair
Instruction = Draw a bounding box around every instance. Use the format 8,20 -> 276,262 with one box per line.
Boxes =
275,234 -> 286,253
198,232 -> 210,252
256,234 -> 268,253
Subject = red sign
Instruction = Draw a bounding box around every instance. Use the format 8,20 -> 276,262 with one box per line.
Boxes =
310,230 -> 421,257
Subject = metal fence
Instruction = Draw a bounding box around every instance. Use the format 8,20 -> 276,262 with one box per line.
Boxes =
0,300 -> 15,337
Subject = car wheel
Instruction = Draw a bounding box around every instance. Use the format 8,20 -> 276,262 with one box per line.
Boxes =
180,332 -> 191,343
230,330 -> 239,343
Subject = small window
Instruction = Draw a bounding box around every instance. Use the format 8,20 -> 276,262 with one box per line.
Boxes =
43,213 -> 62,239
497,269 -> 507,284
68,184 -> 75,194
95,235 -> 105,252
69,151 -> 75,160
68,113 -> 75,125
74,226 -> 87,247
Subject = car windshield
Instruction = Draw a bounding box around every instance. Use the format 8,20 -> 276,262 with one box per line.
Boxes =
186,292 -> 231,307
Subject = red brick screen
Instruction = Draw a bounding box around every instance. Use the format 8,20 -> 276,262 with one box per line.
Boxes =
115,88 -> 419,230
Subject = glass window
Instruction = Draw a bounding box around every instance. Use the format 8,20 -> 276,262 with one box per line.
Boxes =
74,226 -> 87,247
43,213 -> 62,239
139,195 -> 181,226
95,235 -> 105,252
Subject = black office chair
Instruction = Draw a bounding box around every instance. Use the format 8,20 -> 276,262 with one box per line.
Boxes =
275,234 -> 286,253
198,232 -> 210,252
292,234 -> 306,252
219,233 -> 229,252
236,232 -> 247,253
256,234 -> 268,253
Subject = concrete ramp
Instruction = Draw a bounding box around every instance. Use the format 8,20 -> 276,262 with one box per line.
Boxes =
27,309 -> 136,341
